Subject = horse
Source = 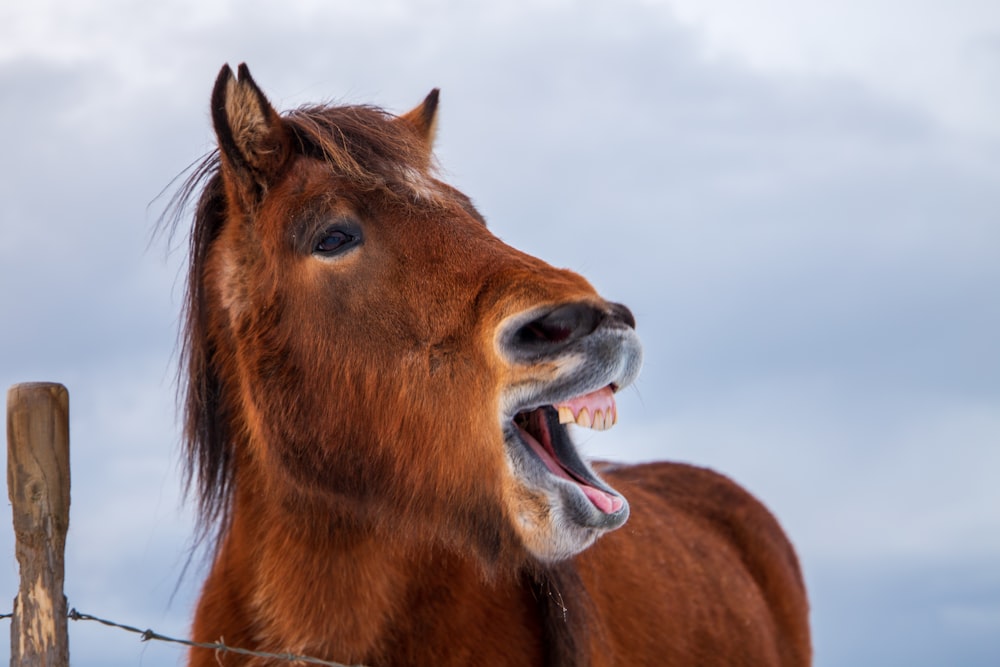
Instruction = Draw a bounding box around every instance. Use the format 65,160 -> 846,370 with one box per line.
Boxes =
176,63 -> 811,666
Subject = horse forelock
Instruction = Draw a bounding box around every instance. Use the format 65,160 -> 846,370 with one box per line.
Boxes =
284,103 -> 444,203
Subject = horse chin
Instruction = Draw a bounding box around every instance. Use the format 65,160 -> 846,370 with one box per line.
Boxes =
503,402 -> 630,562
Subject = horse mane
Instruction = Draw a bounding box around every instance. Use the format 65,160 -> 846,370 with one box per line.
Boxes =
530,563 -> 594,667
172,102 -> 440,546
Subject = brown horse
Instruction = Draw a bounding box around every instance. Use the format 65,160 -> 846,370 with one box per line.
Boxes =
178,63 -> 810,666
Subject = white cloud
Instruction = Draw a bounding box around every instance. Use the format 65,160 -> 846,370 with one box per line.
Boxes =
663,0 -> 1000,137
591,383 -> 1000,562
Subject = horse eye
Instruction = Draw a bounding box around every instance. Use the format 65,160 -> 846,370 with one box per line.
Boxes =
314,229 -> 356,256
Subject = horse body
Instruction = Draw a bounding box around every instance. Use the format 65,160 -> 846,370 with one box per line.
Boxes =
578,463 -> 811,666
181,63 -> 810,666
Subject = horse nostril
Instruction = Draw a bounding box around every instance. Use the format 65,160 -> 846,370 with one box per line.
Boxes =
515,303 -> 603,347
608,302 -> 636,330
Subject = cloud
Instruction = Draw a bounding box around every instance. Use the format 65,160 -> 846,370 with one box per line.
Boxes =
665,0 -> 1000,137
810,555 -> 1000,666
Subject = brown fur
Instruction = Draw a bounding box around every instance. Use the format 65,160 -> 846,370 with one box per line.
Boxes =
177,64 -> 810,666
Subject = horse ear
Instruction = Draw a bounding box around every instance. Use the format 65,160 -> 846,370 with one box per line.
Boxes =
211,63 -> 291,206
397,89 -> 440,153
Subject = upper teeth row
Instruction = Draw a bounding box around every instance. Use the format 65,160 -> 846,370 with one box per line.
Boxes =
558,406 -> 617,431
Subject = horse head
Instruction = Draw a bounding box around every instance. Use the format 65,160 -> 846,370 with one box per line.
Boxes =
185,64 -> 642,567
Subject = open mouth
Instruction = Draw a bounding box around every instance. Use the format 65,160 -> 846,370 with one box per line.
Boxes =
510,385 -> 626,516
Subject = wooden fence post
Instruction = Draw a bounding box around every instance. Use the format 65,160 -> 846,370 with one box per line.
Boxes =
6,382 -> 70,667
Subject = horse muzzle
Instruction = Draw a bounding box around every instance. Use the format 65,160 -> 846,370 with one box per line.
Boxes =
496,300 -> 643,560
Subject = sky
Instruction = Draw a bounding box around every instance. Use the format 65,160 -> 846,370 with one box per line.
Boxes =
1,1 -> 998,665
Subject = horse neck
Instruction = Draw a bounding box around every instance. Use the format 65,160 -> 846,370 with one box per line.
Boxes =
212,449 -> 505,653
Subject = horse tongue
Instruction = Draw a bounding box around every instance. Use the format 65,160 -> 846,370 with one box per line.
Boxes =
517,409 -> 624,515
580,485 -> 625,514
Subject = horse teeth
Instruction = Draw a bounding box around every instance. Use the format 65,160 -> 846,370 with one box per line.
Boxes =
557,401 -> 618,430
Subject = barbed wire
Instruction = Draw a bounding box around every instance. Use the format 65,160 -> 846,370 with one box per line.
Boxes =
1,608 -> 366,667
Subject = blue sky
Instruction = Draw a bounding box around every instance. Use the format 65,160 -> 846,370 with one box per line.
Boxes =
1,1 -> 998,665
